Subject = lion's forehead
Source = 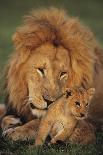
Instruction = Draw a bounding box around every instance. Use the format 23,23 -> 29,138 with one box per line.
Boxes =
28,43 -> 70,68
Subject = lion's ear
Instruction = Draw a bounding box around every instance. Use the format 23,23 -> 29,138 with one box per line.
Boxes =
12,32 -> 23,50
12,32 -> 19,43
12,31 -> 31,51
12,31 -> 39,52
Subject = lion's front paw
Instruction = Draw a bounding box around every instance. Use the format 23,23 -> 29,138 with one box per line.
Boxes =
1,115 -> 22,132
2,127 -> 24,141
3,128 -> 15,138
2,126 -> 36,141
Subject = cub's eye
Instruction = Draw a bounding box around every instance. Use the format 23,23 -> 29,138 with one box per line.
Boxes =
75,101 -> 80,107
60,72 -> 67,79
66,91 -> 72,98
9,124 -> 14,126
37,68 -> 45,77
86,103 -> 89,107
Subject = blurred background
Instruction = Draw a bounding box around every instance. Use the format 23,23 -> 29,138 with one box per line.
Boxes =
0,0 -> 103,102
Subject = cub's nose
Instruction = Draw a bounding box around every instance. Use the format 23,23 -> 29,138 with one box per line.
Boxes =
80,113 -> 85,117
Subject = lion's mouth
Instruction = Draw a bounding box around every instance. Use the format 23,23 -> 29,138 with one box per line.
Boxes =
43,97 -> 54,107
29,102 -> 48,110
29,97 -> 53,110
29,94 -> 64,110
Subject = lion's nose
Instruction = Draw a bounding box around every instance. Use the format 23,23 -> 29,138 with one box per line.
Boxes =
80,113 -> 85,117
43,96 -> 53,107
30,102 -> 36,109
29,102 -> 48,110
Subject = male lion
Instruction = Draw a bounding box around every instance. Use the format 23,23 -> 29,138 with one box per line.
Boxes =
0,7 -> 103,140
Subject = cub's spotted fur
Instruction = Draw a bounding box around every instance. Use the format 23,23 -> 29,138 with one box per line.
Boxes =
35,88 -> 96,145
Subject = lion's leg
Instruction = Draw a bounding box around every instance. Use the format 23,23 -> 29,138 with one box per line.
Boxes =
2,119 -> 40,141
0,104 -> 6,119
0,104 -> 6,129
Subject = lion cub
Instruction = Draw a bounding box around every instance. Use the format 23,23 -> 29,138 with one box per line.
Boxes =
35,87 -> 95,145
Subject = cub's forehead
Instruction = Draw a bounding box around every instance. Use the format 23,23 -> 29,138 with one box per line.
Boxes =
71,89 -> 89,98
28,43 -> 70,67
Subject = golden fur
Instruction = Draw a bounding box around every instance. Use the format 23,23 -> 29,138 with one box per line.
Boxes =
0,7 -> 103,140
35,88 -> 95,145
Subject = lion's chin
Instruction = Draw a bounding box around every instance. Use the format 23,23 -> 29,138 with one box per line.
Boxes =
28,95 -> 55,110
28,99 -> 48,110
31,109 -> 47,119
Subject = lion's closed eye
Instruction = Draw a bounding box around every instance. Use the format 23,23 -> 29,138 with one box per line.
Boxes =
37,68 -> 45,77
60,72 -> 68,80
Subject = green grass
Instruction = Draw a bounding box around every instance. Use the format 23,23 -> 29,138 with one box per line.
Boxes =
0,130 -> 103,155
0,0 -> 103,154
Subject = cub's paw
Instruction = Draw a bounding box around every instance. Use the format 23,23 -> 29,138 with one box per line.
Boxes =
50,138 -> 57,144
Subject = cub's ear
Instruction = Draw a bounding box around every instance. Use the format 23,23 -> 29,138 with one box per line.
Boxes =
87,88 -> 95,100
66,88 -> 73,98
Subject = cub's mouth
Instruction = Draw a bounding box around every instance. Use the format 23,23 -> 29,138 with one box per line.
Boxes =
75,115 -> 86,120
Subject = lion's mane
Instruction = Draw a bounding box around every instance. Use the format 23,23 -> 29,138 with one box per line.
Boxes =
5,8 -> 103,123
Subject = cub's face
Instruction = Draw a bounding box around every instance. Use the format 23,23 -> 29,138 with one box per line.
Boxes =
26,43 -> 70,110
67,88 -> 95,120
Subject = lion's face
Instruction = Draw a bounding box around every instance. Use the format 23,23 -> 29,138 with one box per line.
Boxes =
26,43 -> 70,109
